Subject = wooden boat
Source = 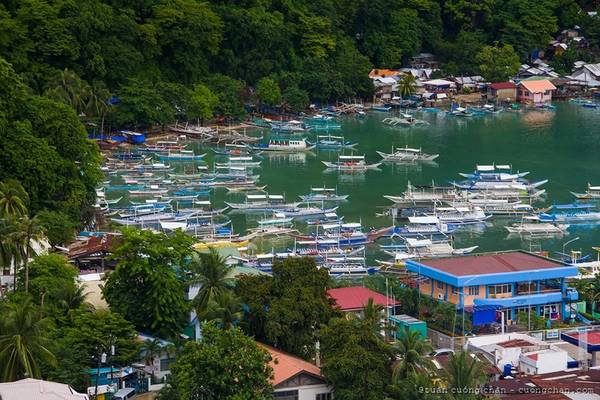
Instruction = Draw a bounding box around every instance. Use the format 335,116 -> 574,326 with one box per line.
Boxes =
538,203 -> 600,223
451,179 -> 548,191
225,194 -> 300,211
371,105 -> 391,112
322,155 -> 382,170
315,135 -> 357,149
157,150 -> 206,161
425,206 -> 491,225
505,219 -> 569,235
250,138 -> 315,152
270,120 -> 307,133
384,182 -> 460,208
384,238 -> 478,260
458,164 -> 529,181
447,107 -> 473,117
215,156 -> 261,168
377,146 -> 439,162
299,187 -> 349,202
571,184 -> 600,200
279,206 -> 339,219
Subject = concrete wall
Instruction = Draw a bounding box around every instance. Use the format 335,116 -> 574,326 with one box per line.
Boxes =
274,384 -> 332,400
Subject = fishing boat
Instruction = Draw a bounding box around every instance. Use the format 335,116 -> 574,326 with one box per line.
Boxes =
215,156 -> 262,168
382,114 -> 428,127
451,179 -> 548,191
294,222 -> 370,248
422,206 -> 491,225
299,187 -> 349,202
384,238 -> 478,259
127,185 -> 169,196
322,155 -> 382,171
270,120 -> 307,133
278,205 -> 339,219
458,164 -> 529,181
538,203 -> 600,223
314,135 -> 358,149
571,184 -> 600,200
463,199 -> 536,216
447,107 -> 473,117
375,216 -> 455,239
157,150 -> 206,161
377,146 -> 439,162
225,193 -> 300,212
211,143 -> 262,156
249,138 -> 315,152
505,218 -> 569,235
384,182 -> 461,208
321,257 -> 379,276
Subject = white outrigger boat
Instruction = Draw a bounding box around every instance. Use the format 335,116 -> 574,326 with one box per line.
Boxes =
382,114 -> 429,127
424,206 -> 491,225
384,182 -> 461,208
250,138 -> 315,152
225,193 -> 300,212
384,238 -> 478,260
299,187 -> 349,202
377,146 -> 439,162
505,220 -> 569,235
322,155 -> 382,171
214,156 -> 262,168
571,183 -> 600,200
452,179 -> 548,191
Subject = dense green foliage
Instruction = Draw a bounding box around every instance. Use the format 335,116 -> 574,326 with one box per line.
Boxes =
236,257 -> 336,359
158,323 -> 273,400
102,228 -> 194,338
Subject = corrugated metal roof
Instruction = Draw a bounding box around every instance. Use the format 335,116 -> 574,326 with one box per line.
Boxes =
327,287 -> 399,311
0,379 -> 88,400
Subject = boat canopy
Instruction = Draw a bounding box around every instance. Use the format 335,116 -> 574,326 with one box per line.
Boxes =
194,200 -> 211,205
476,165 -> 495,172
268,194 -> 284,200
247,194 -> 268,200
229,156 -> 253,161
408,216 -> 440,224
406,238 -> 433,247
160,221 -> 187,230
312,187 -> 335,192
589,184 -> 600,190
342,222 -> 362,229
339,155 -> 365,160
496,165 -> 511,170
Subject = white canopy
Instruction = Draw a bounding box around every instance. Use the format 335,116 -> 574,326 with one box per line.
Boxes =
160,221 -> 187,231
408,216 -> 439,224
406,238 -> 433,247
339,155 -> 364,160
247,194 -> 267,200
476,165 -> 495,172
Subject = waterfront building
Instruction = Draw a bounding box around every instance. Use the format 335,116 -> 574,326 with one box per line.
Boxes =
517,79 -> 556,103
260,344 -> 333,400
405,251 -> 579,325
487,82 -> 517,103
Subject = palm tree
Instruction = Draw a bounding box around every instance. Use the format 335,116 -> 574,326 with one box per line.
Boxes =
44,68 -> 91,115
361,298 -> 385,334
188,248 -> 235,317
444,351 -> 486,400
204,291 -> 243,329
140,338 -> 163,379
10,215 -> 45,293
86,83 -> 112,134
393,329 -> 434,380
0,219 -> 19,281
398,74 -> 417,99
0,180 -> 29,218
0,298 -> 56,381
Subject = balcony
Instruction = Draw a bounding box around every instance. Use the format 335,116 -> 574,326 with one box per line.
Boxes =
474,291 -> 572,308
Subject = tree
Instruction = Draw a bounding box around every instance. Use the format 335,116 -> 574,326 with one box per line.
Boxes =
476,43 -> 520,82
0,180 -> 29,218
188,248 -> 235,318
114,78 -> 175,128
398,74 -> 417,98
204,291 -> 243,329
393,330 -> 434,380
282,86 -> 309,113
444,351 -> 487,400
0,298 -> 56,381
160,323 -> 272,400
187,83 -> 219,123
102,228 -> 193,338
361,298 -> 385,334
320,317 -> 395,400
204,74 -> 246,118
20,254 -> 78,311
255,77 -> 282,107
36,210 -> 76,247
43,69 -> 91,115
141,338 -> 163,379
10,215 -> 45,293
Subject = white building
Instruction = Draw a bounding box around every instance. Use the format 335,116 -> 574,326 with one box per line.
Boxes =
260,343 -> 333,400
0,378 -> 88,400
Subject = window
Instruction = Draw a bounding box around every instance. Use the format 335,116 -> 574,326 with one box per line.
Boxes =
468,286 -> 479,296
275,390 -> 298,400
488,284 -> 511,295
541,304 -> 559,320
316,394 -> 332,400
437,281 -> 444,290
451,286 -> 459,295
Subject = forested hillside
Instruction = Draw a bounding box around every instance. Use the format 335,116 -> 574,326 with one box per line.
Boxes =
1,0 -> 599,229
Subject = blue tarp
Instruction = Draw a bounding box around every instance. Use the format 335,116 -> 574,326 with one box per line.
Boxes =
473,308 -> 496,325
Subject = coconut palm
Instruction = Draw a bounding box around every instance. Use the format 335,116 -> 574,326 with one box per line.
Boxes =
444,351 -> 486,400
204,291 -> 243,329
86,83 -> 112,134
188,248 -> 235,317
10,215 -> 45,293
393,329 -> 434,380
44,68 -> 91,115
0,219 -> 19,279
361,298 -> 385,334
140,338 -> 163,379
0,180 -> 29,218
0,298 -> 56,381
398,74 -> 417,99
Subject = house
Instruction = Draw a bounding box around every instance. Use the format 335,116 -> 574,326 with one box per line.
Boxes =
422,79 -> 456,93
137,333 -> 176,381
327,286 -> 399,316
405,251 -> 579,326
369,69 -> 402,79
410,53 -> 440,69
468,333 -> 570,375
260,344 -> 332,400
453,75 -> 486,91
487,82 -> 517,102
372,76 -> 398,101
517,79 -> 556,104
570,63 -> 600,82
0,378 -> 89,400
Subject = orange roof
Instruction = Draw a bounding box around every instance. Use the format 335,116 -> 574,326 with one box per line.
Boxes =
369,69 -> 403,78
518,79 -> 556,93
259,343 -> 323,386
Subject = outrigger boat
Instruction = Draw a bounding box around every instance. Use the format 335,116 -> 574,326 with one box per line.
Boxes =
422,205 -> 492,225
377,146 -> 439,162
157,150 -> 206,161
225,193 -> 300,212
299,187 -> 349,202
571,184 -> 600,200
384,238 -> 478,260
322,155 -> 382,171
314,135 -> 358,149
384,182 -> 461,208
458,164 -> 529,181
538,203 -> 600,223
505,217 -> 569,235
215,156 -> 262,168
249,138 -> 315,152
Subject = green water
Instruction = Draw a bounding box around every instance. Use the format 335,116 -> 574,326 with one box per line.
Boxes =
199,103 -> 600,259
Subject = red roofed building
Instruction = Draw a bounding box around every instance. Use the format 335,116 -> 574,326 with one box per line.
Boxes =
487,82 -> 517,102
327,286 -> 399,314
259,344 -> 332,400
